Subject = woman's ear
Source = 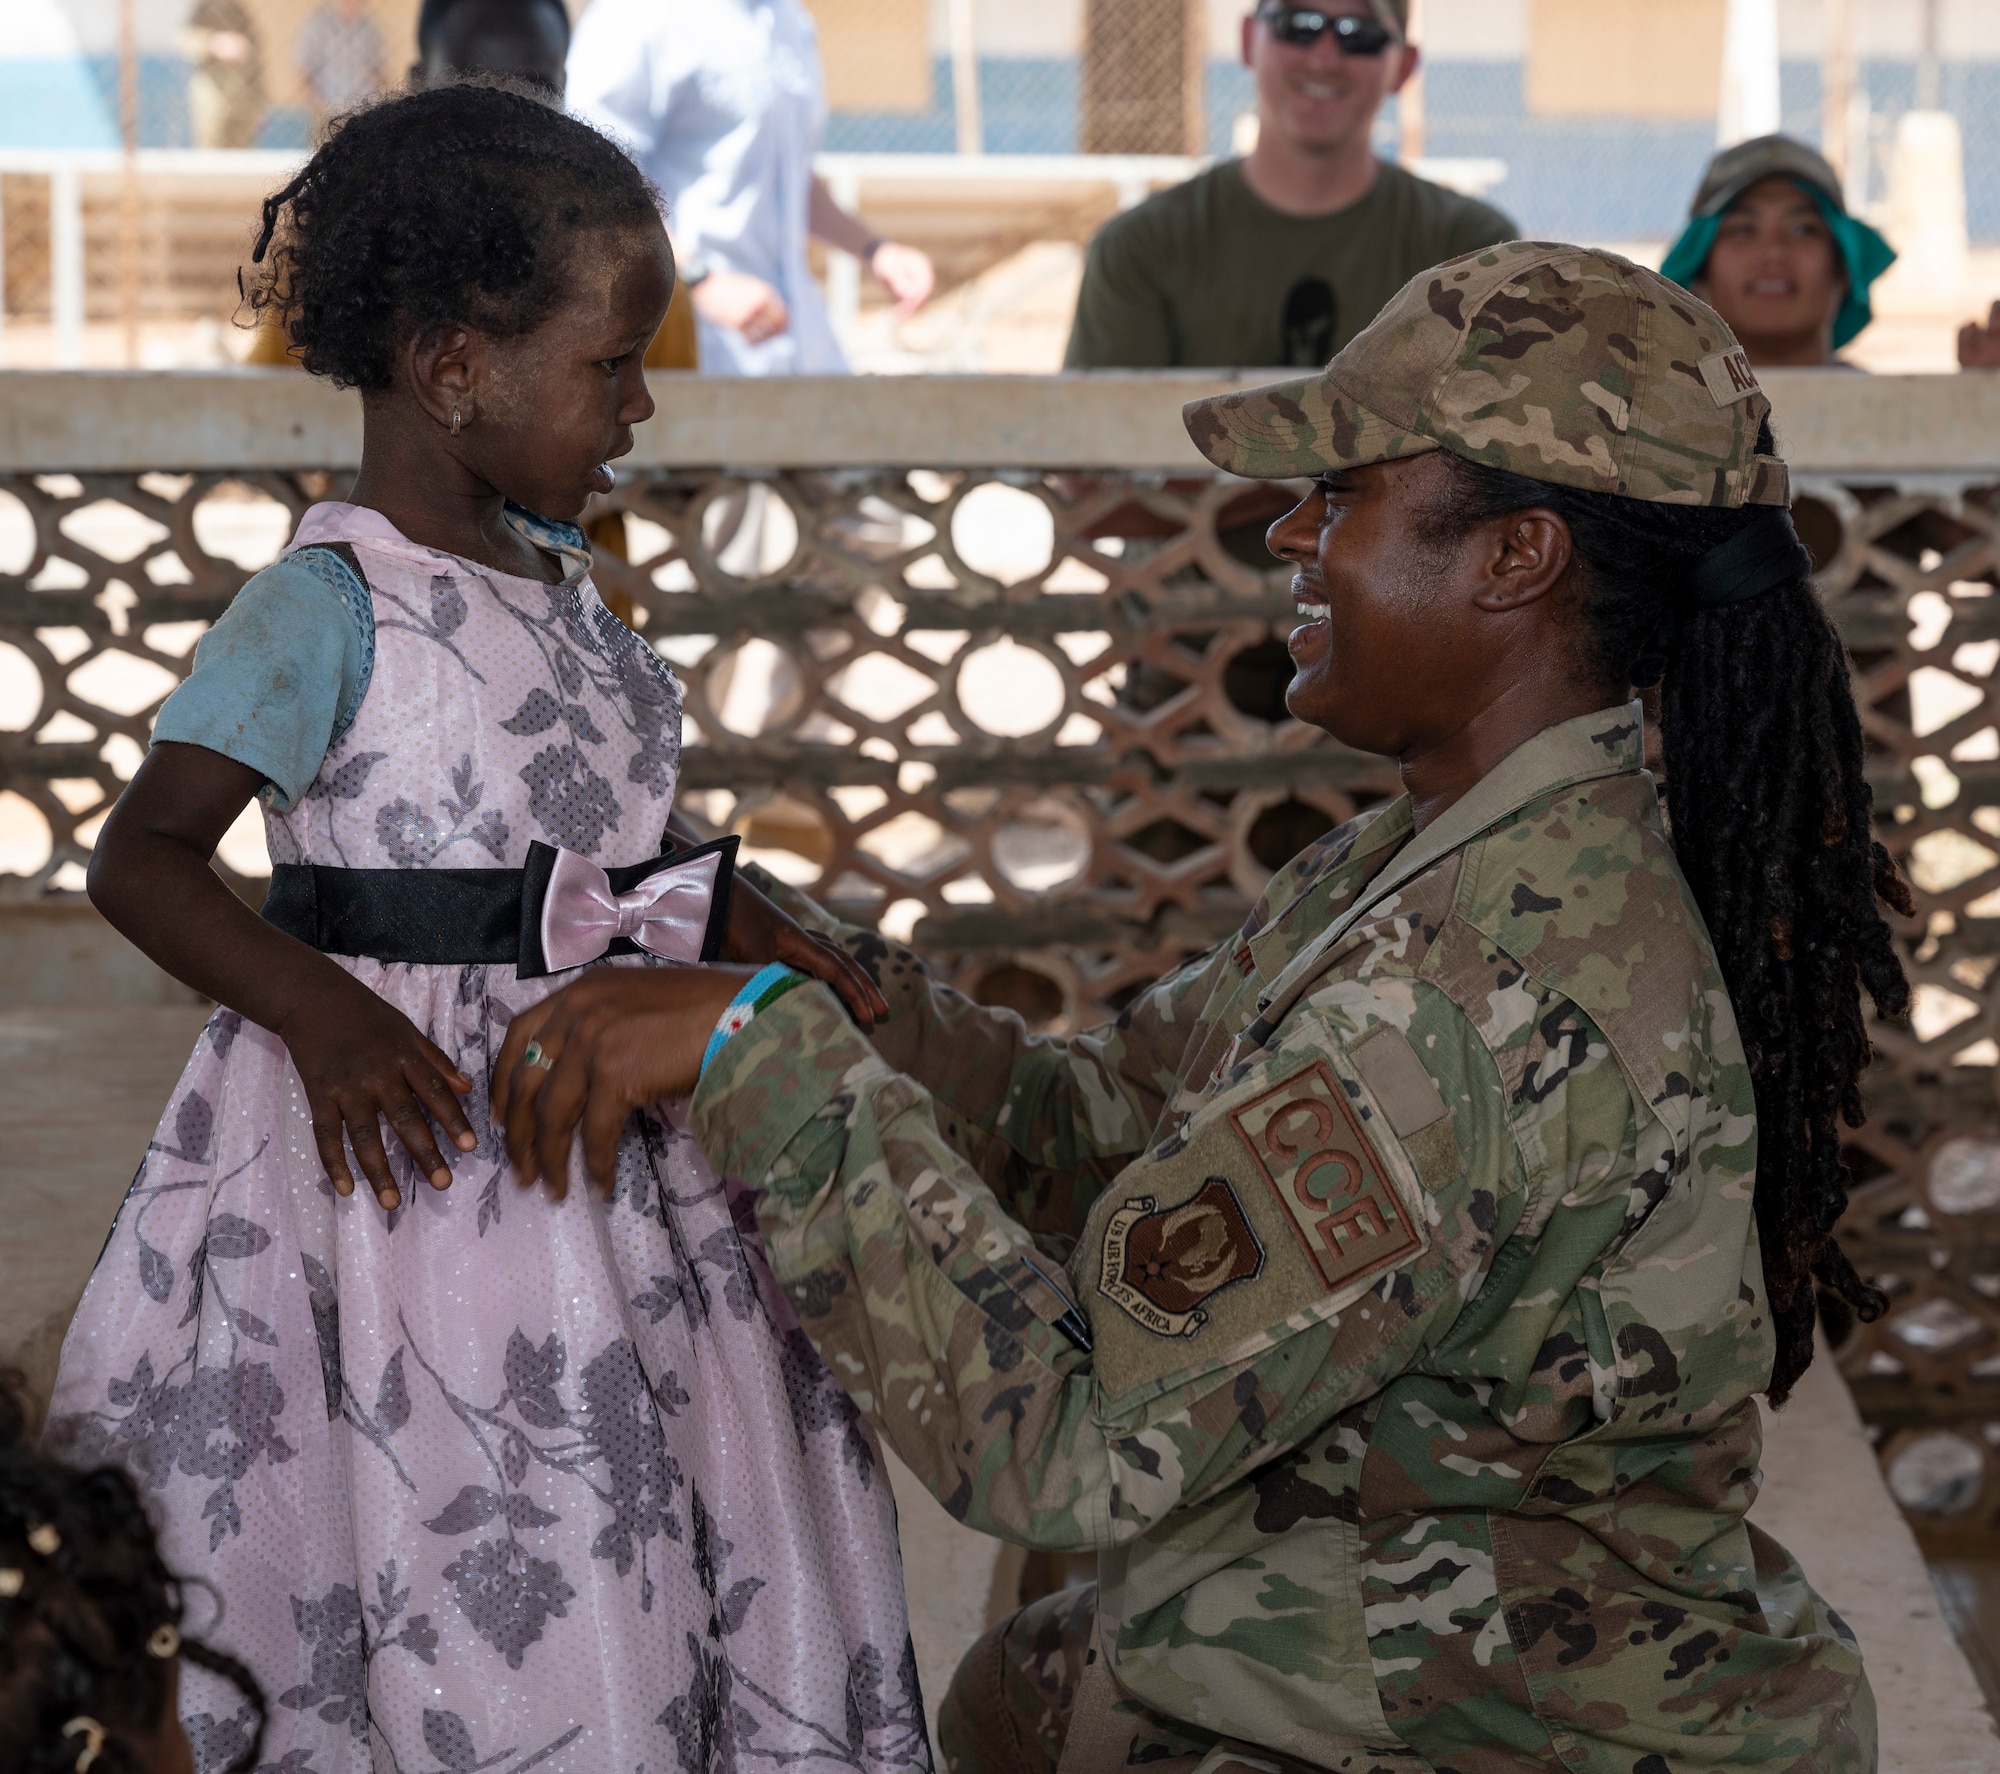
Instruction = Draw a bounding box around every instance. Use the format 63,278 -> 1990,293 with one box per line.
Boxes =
1470,508 -> 1574,613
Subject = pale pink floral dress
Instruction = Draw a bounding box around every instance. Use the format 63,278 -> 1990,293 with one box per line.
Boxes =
48,503 -> 926,1774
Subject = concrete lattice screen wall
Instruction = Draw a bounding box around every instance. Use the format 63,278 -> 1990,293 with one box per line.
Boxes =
8,370 -> 2000,1552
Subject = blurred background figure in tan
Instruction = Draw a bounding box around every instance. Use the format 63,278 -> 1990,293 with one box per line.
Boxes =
295,0 -> 385,126
181,0 -> 266,148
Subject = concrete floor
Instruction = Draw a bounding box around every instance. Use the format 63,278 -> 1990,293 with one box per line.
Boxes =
4,992 -> 1997,1767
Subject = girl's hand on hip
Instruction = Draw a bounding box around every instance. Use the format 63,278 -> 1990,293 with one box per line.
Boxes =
492,966 -> 750,1199
722,875 -> 886,1029
278,976 -> 477,1210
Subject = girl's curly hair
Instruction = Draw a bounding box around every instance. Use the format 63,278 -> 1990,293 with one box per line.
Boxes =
0,1374 -> 266,1771
244,80 -> 661,389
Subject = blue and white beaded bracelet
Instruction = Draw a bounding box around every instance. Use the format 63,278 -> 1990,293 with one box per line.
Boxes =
699,962 -> 807,1079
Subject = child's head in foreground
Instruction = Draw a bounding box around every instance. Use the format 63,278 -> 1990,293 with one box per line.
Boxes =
245,80 -> 672,524
0,1375 -> 265,1772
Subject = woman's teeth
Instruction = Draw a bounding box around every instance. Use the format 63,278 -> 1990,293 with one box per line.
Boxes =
1296,602 -> 1330,622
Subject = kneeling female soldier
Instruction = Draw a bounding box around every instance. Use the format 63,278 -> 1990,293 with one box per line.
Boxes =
495,242 -> 1908,1774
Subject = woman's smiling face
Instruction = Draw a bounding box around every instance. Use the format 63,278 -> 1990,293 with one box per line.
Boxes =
1265,453 -> 1482,755
1696,176 -> 1845,365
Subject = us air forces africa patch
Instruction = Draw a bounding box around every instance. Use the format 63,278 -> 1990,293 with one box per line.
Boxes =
1228,1058 -> 1424,1291
1098,1176 -> 1265,1337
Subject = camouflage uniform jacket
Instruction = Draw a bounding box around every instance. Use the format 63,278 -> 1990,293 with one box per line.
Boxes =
690,705 -> 1873,1774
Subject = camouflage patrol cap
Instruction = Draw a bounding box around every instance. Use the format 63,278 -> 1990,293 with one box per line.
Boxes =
1691,133 -> 1845,218
1183,241 -> 1790,508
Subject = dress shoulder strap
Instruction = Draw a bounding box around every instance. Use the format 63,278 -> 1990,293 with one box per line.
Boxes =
283,542 -> 377,743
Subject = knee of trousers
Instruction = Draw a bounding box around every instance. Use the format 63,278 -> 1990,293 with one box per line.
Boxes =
938,1583 -> 1099,1774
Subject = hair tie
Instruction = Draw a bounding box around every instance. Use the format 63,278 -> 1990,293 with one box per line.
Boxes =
1686,507 -> 1813,608
62,1717 -> 106,1772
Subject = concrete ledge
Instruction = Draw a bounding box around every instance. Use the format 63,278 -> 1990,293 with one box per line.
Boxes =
5,369 -> 2000,475
0,900 -> 199,1005
1752,1346 -> 2000,1772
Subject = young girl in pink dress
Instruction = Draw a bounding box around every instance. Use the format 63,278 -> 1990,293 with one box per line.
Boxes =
47,82 -> 919,1774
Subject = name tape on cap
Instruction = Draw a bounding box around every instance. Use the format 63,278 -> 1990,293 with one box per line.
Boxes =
1698,347 -> 1761,407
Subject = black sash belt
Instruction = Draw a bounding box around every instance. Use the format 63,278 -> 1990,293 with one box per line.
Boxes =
261,835 -> 738,978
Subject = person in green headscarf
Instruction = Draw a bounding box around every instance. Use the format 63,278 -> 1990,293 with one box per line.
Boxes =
1661,133 -> 1893,368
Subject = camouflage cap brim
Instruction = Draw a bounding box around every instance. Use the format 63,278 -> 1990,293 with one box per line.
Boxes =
1182,374 -> 1439,481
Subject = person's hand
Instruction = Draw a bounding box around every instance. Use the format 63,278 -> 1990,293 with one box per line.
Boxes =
868,242 -> 934,318
492,967 -> 748,1198
277,976 -> 477,1209
693,271 -> 790,344
1960,301 -> 2000,369
723,874 -> 886,1029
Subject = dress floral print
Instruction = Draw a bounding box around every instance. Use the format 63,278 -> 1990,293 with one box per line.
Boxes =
48,503 -> 926,1774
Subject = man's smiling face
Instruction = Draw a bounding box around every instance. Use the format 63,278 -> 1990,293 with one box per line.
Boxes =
1241,2 -> 1416,162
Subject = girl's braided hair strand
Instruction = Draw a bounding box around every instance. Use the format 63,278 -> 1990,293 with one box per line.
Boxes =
0,1377 -> 266,1771
244,80 -> 660,389
1425,430 -> 1913,1404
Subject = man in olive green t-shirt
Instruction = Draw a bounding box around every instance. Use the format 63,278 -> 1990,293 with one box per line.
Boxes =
1065,0 -> 1514,369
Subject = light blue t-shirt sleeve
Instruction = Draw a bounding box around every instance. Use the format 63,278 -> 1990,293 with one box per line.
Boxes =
151,551 -> 372,812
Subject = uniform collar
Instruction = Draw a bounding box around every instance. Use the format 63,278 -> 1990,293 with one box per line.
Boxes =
1255,702 -> 1647,1020
1423,701 -> 1648,842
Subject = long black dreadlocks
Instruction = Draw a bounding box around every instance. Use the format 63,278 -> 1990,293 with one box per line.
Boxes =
1424,429 -> 1913,1405
0,1375 -> 266,1772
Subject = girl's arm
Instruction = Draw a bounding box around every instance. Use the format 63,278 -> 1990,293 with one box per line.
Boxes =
89,741 -> 476,1208
662,806 -> 887,1029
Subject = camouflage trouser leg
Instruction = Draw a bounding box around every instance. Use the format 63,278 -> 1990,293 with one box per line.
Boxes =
938,1583 -> 1098,1774
938,1585 -> 1215,1774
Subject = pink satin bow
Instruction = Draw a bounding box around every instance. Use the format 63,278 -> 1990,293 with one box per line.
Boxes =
539,845 -> 724,973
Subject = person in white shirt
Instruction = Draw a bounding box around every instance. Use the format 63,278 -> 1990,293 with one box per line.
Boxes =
567,0 -> 934,374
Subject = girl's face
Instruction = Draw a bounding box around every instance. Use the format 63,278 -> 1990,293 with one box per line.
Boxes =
452,221 -> 675,523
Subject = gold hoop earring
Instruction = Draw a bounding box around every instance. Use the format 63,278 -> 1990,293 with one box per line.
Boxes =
451,406 -> 462,435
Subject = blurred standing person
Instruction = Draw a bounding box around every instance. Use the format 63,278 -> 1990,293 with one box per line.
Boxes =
295,0 -> 385,125
1065,0 -> 1514,368
567,0 -> 935,375
1660,135 -> 1893,368
183,0 -> 265,148
411,0 -> 570,92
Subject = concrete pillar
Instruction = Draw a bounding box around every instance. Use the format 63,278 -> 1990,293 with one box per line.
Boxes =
1886,110 -> 1969,298
50,166 -> 83,370
1717,0 -> 1780,147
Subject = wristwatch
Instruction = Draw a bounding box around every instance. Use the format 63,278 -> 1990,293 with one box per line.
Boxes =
678,252 -> 715,289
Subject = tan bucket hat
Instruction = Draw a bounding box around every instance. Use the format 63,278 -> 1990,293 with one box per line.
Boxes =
1183,240 -> 1790,508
